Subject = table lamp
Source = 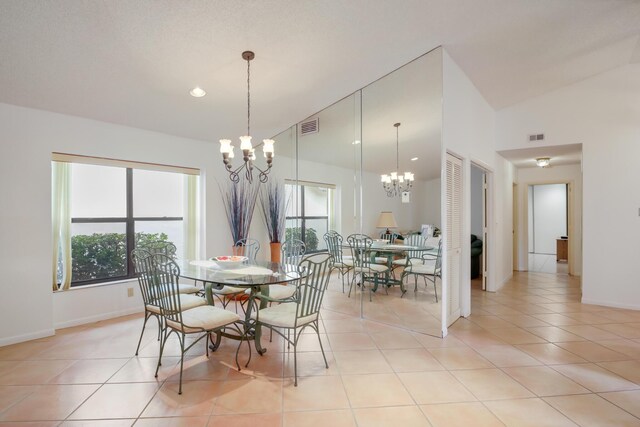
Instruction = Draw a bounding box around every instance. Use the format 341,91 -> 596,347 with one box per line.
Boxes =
376,211 -> 398,234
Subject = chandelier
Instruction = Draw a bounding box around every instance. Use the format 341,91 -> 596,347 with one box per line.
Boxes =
219,51 -> 274,184
381,122 -> 414,197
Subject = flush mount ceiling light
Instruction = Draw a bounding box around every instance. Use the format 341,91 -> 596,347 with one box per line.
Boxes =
380,123 -> 414,197
411,157 -> 418,161
536,157 -> 551,168
189,87 -> 206,97
219,51 -> 274,184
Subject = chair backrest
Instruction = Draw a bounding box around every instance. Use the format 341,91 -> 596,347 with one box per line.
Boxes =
132,248 -> 160,307
323,231 -> 345,264
152,254 -> 186,325
404,233 -> 426,260
380,231 -> 399,243
434,239 -> 443,275
295,253 -> 333,322
346,234 -> 373,268
234,238 -> 260,262
281,238 -> 306,267
139,241 -> 177,259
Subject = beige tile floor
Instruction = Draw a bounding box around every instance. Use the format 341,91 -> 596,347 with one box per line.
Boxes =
0,271 -> 639,426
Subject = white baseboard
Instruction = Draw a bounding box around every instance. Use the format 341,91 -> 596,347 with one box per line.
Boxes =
581,298 -> 640,311
0,328 -> 55,347
54,307 -> 143,329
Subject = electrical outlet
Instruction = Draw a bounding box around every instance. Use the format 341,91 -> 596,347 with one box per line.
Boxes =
127,287 -> 134,297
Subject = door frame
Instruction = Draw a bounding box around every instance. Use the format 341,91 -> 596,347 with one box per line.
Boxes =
518,179 -> 575,276
469,161 -> 495,294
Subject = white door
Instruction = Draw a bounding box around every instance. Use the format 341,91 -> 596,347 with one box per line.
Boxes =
446,153 -> 462,326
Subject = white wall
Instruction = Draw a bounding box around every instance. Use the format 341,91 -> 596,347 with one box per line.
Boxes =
0,102 -> 244,344
497,64 -> 639,309
442,49 -> 514,323
530,184 -> 567,255
470,165 -> 484,238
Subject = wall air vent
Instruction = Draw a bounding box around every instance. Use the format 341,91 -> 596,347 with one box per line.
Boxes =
300,118 -> 319,135
528,133 -> 545,142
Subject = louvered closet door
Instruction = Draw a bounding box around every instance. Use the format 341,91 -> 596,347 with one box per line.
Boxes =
446,153 -> 463,326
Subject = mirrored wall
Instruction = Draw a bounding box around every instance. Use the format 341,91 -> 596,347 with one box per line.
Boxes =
282,48 -> 443,337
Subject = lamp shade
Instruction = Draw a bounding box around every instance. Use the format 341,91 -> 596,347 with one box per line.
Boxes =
376,211 -> 398,229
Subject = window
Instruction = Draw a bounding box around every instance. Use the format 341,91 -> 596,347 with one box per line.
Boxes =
64,163 -> 186,286
285,181 -> 334,253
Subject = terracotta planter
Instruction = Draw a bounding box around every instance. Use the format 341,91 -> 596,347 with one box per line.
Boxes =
232,245 -> 244,256
270,242 -> 282,263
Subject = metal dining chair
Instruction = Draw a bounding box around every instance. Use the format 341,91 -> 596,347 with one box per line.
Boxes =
248,238 -> 304,304
391,233 -> 426,276
233,238 -> 260,261
209,238 -> 260,309
323,231 -> 353,292
152,254 -> 242,394
400,239 -> 443,301
131,249 -> 207,356
347,234 -> 389,301
137,240 -> 201,295
239,253 -> 333,386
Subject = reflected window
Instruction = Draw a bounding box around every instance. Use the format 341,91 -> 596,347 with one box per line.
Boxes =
285,181 -> 334,252
65,163 -> 187,286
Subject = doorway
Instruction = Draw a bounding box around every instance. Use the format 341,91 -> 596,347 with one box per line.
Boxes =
527,183 -> 569,274
470,163 -> 488,291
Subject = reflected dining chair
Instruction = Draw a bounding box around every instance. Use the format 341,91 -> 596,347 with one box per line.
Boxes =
239,252 -> 333,386
153,254 -> 242,394
324,230 -> 353,292
131,249 -> 207,356
347,234 -> 389,301
400,239 -> 443,302
391,233 -> 426,276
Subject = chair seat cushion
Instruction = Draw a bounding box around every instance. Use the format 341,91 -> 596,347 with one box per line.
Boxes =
404,261 -> 438,275
211,285 -> 245,295
354,264 -> 389,273
250,303 -> 317,328
373,257 -> 388,264
147,294 -> 206,314
392,258 -> 409,266
166,305 -> 240,333
246,284 -> 297,300
178,283 -> 201,294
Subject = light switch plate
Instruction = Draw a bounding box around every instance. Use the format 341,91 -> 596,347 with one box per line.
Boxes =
402,191 -> 411,203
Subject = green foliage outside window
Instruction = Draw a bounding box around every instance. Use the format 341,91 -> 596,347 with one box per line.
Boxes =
70,232 -> 169,282
285,227 -> 318,252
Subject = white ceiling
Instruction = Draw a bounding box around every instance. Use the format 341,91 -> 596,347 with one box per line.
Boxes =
498,143 -> 582,169
0,1 -> 639,144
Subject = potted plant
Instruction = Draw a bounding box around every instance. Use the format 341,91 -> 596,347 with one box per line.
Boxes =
220,179 -> 260,255
259,180 -> 289,262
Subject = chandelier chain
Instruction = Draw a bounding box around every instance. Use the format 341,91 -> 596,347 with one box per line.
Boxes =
247,57 -> 251,136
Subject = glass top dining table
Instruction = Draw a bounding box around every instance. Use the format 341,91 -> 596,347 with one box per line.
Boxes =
175,259 -> 305,356
176,259 -> 303,287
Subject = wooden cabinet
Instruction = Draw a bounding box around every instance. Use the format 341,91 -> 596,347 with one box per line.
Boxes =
556,238 -> 568,262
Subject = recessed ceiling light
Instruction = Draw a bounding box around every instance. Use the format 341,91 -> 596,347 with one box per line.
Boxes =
410,157 -> 418,161
352,140 -> 361,145
189,87 -> 206,97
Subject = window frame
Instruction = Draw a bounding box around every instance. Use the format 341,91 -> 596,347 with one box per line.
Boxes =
285,181 -> 333,254
69,167 -> 183,287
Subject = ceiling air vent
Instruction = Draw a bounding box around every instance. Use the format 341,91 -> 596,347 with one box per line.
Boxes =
528,133 -> 545,142
300,118 -> 319,135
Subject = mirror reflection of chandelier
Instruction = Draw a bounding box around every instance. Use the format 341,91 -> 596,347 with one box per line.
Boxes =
219,51 -> 275,184
381,122 -> 414,197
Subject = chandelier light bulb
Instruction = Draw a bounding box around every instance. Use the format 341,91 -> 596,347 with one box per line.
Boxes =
219,139 -> 232,154
390,172 -> 398,180
240,135 -> 252,151
262,139 -> 275,156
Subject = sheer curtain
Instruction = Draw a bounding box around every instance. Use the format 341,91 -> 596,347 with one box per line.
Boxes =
52,161 -> 72,291
183,174 -> 200,260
